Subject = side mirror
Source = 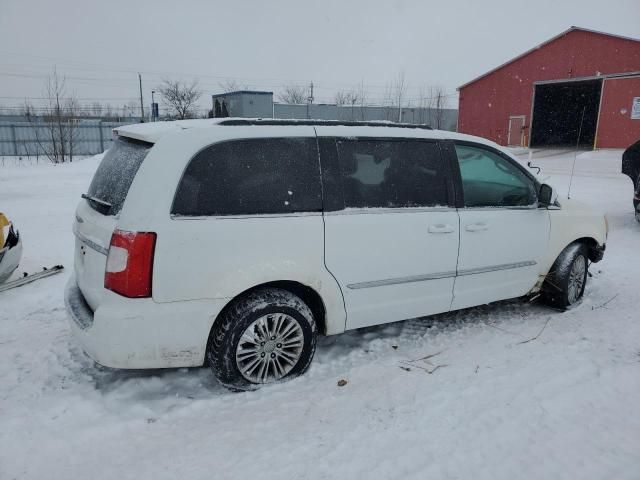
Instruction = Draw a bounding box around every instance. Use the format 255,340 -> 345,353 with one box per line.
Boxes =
538,183 -> 557,207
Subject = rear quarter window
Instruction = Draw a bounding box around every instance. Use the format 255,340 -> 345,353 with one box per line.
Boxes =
86,136 -> 152,215
172,137 -> 322,216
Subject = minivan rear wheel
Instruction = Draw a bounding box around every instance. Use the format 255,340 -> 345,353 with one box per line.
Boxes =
543,243 -> 589,310
208,287 -> 317,391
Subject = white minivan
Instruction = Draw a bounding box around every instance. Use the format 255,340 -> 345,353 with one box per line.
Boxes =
66,119 -> 607,390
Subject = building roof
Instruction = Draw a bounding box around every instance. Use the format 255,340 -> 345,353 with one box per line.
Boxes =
458,26 -> 640,91
211,90 -> 273,99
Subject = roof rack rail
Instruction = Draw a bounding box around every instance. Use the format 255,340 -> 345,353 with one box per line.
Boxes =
218,118 -> 433,130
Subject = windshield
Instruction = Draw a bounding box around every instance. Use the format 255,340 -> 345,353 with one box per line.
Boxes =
85,136 -> 152,215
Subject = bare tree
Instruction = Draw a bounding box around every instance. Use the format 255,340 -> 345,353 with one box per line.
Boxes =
128,100 -> 139,116
334,90 -> 360,106
357,81 -> 368,120
21,100 -> 35,118
159,79 -> 202,119
21,100 -> 38,162
91,102 -> 103,117
380,72 -> 409,122
394,72 -> 407,122
382,83 -> 396,121
218,78 -> 248,93
277,85 -> 308,104
65,97 -> 80,161
416,86 -> 429,124
104,104 -> 115,119
36,69 -> 79,163
427,86 -> 448,129
335,88 -> 365,120
122,100 -> 139,118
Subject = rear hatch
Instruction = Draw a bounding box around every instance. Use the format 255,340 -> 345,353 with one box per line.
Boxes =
74,136 -> 152,310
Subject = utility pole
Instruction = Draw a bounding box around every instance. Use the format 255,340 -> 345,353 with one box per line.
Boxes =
306,81 -> 314,119
138,73 -> 145,123
151,90 -> 157,122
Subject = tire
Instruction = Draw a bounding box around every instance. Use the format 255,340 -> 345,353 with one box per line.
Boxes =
207,287 -> 317,391
543,243 -> 589,310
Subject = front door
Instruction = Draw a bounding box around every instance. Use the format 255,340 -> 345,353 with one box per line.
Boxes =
508,116 -> 525,146
451,142 -> 550,310
321,136 -> 459,330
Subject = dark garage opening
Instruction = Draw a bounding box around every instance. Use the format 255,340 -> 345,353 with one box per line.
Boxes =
530,79 -> 602,148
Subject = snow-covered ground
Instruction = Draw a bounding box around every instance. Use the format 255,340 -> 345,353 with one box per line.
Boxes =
1,149 -> 639,479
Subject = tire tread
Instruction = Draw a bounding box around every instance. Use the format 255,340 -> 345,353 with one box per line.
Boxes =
208,287 -> 316,391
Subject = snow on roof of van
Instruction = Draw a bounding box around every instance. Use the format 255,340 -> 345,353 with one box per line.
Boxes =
113,119 -> 228,143
113,118 -> 434,143
113,118 -> 495,149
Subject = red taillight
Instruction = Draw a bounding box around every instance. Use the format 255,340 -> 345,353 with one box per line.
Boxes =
104,230 -> 156,298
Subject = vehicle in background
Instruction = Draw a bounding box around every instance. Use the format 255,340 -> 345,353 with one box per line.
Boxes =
65,119 -> 607,391
0,213 -> 22,284
622,139 -> 640,222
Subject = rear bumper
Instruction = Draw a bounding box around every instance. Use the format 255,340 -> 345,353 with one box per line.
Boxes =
64,278 -> 94,329
65,275 -> 228,369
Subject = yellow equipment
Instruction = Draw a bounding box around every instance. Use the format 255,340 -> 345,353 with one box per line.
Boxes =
0,213 -> 9,247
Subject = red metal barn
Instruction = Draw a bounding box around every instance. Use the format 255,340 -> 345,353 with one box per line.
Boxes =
457,27 -> 640,149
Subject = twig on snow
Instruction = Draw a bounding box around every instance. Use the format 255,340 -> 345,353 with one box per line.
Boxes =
486,322 -> 523,337
399,360 -> 448,374
427,364 -> 447,375
517,317 -> 551,345
592,293 -> 619,310
405,350 -> 443,363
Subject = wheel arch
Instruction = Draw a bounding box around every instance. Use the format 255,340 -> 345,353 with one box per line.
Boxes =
568,236 -> 604,263
543,233 -> 604,278
204,280 -> 330,365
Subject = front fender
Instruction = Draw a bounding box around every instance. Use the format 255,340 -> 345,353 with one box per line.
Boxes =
542,199 -> 607,275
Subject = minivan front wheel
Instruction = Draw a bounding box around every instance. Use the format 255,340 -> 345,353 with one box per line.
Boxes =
208,287 -> 317,390
543,243 -> 589,310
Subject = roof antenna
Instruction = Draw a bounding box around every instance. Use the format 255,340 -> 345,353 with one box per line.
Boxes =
567,105 -> 586,199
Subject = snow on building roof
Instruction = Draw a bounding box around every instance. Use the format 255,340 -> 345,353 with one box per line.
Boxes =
211,90 -> 274,98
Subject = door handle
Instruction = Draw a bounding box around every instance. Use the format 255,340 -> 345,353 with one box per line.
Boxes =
428,224 -> 454,234
465,222 -> 488,232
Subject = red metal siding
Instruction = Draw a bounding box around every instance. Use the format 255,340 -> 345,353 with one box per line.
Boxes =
596,76 -> 640,148
458,29 -> 640,145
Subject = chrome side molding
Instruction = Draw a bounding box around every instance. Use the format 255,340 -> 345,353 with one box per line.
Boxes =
346,261 -> 537,290
347,271 -> 456,289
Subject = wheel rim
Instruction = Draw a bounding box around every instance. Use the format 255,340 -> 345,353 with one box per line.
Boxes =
235,313 -> 304,384
567,255 -> 586,304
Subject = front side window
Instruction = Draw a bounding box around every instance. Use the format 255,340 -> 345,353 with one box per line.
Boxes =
172,137 -> 321,216
454,144 -> 537,207
336,139 -> 448,208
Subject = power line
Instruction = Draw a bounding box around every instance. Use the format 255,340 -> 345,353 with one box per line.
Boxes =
0,52 -> 460,94
0,70 -> 459,99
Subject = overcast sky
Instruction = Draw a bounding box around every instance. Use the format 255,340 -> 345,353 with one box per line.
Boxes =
0,0 -> 638,114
